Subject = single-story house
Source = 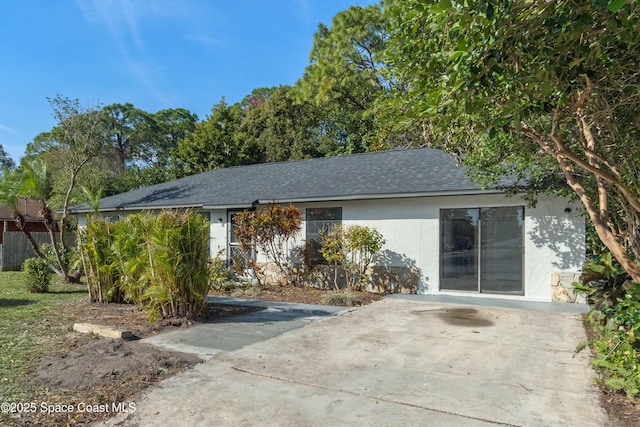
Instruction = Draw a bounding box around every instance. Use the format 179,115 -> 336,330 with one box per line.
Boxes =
70,148 -> 585,303
0,198 -> 58,271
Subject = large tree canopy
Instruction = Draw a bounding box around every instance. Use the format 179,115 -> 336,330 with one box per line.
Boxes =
176,99 -> 260,175
242,86 -> 324,162
295,4 -> 394,153
385,0 -> 640,280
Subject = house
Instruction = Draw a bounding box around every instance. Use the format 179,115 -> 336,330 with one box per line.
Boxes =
0,199 -> 55,271
70,148 -> 585,303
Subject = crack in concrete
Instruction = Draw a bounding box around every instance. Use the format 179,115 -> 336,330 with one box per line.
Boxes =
230,366 -> 523,427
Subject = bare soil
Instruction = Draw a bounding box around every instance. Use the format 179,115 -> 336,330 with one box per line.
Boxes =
7,287 -> 637,426
8,300 -> 258,426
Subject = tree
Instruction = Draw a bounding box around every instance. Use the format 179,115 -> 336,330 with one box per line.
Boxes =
241,86 -> 323,162
385,0 -> 640,282
152,108 -> 197,168
295,4 -> 394,154
0,165 -> 49,261
103,103 -> 157,174
0,96 -> 109,282
176,99 -> 260,175
0,144 -> 15,171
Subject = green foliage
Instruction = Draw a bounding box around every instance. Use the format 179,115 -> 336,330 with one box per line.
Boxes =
232,204 -> 303,286
0,144 -> 15,170
79,211 -> 215,320
319,224 -> 385,290
22,257 -> 52,293
586,284 -> 640,399
176,98 -> 260,175
79,219 -> 122,303
574,252 -> 631,308
296,4 -> 402,153
141,210 -> 212,320
384,0 -> 640,280
209,251 -> 233,291
241,86 -> 325,162
322,290 -> 358,307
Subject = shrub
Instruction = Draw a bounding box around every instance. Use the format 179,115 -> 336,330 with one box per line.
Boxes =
576,257 -> 640,400
587,285 -> 640,399
573,252 -> 631,309
209,251 -> 233,292
139,210 -> 212,321
319,224 -> 385,291
79,210 -> 216,321
79,219 -> 122,303
322,290 -> 358,307
22,257 -> 52,293
232,204 -> 303,286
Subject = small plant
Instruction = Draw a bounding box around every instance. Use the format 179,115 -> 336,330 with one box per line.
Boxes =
318,226 -> 345,290
319,224 -> 385,291
22,257 -> 52,293
322,290 -> 358,306
573,252 -> 631,309
232,204 -> 303,286
578,277 -> 640,400
209,251 -> 233,292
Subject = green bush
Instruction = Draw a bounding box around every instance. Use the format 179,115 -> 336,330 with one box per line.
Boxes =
80,210 -> 216,321
319,224 -> 385,291
587,286 -> 640,399
209,252 -> 233,292
22,257 -> 52,293
573,252 -> 630,309
79,219 -> 122,303
141,210 -> 212,320
578,270 -> 640,400
322,290 -> 358,306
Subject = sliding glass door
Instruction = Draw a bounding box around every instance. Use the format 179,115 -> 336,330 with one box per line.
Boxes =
440,207 -> 523,294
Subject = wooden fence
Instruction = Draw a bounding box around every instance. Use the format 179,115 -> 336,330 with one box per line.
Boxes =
1,232 -> 75,271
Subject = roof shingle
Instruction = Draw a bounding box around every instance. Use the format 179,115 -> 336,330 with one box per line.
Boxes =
72,148 -> 503,213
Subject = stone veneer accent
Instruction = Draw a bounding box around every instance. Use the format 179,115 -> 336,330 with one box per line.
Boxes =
551,271 -> 586,304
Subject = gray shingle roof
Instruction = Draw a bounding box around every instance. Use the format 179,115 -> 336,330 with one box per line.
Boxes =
72,148 -> 505,213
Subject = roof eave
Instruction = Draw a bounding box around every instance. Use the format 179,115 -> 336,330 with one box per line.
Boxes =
70,203 -> 204,214
254,189 -> 506,205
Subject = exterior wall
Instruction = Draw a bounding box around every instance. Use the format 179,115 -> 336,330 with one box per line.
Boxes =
218,194 -> 584,302
208,209 -> 227,257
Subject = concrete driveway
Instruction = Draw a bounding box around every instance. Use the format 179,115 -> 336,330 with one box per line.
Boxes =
100,296 -> 607,427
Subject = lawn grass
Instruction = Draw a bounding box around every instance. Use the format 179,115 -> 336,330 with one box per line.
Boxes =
0,272 -> 85,402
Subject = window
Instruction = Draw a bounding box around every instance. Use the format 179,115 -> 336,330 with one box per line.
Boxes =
306,207 -> 342,262
103,215 -> 120,223
227,210 -> 253,268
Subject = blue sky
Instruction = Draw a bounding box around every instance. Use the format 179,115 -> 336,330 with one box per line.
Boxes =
0,0 -> 376,162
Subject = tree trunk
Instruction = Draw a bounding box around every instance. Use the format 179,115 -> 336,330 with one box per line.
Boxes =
557,156 -> 640,282
12,213 -> 63,275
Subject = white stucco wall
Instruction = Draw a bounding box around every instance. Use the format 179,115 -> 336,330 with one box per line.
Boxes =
216,194 -> 584,302
82,193 -> 584,302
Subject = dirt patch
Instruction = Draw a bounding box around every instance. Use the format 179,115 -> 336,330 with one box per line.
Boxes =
3,300 -> 258,427
213,284 -> 383,306
33,339 -> 201,391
